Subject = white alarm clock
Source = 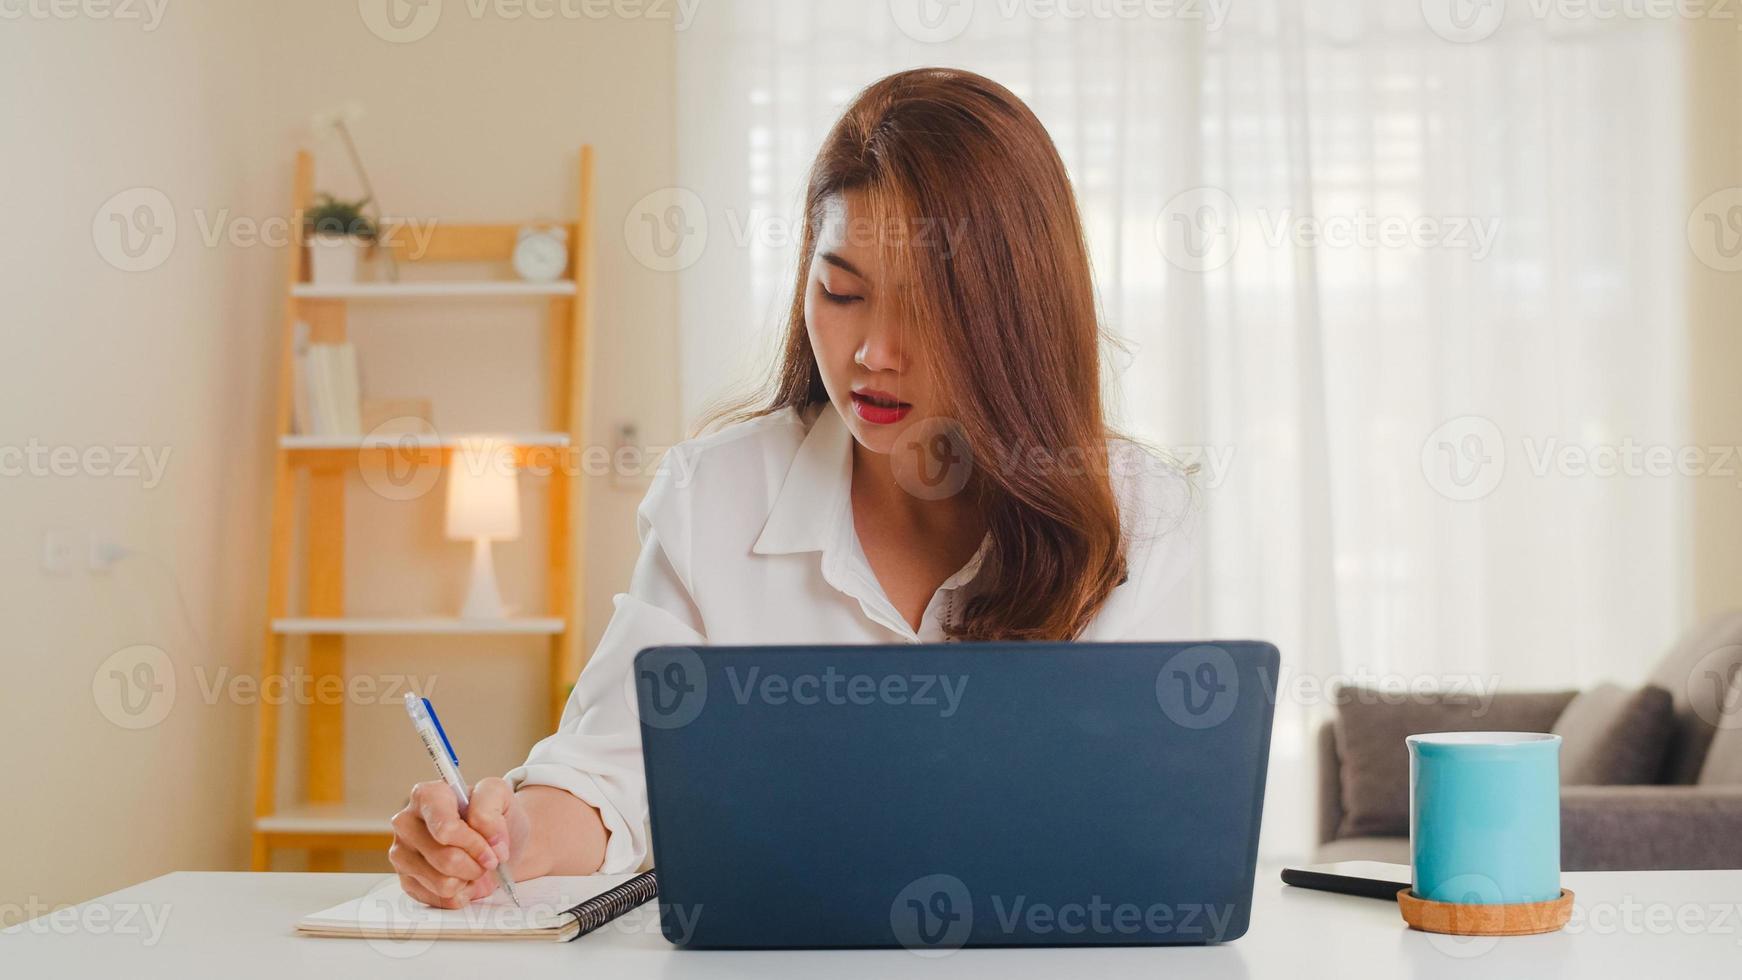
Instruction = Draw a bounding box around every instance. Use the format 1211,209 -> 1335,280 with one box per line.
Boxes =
513,225 -> 569,282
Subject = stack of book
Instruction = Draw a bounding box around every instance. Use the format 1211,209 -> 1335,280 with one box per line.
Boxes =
291,322 -> 362,436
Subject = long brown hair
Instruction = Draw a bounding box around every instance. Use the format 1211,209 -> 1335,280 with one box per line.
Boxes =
721,66 -> 1128,642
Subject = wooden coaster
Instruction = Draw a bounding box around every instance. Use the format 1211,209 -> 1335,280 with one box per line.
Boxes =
1397,888 -> 1573,936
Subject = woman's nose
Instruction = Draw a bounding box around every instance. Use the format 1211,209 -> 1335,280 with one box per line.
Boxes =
854,321 -> 907,373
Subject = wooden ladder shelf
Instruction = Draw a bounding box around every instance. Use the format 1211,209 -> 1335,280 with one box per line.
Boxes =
250,147 -> 596,870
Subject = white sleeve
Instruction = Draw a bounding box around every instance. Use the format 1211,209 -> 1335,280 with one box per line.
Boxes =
1103,453 -> 1202,642
503,461 -> 703,874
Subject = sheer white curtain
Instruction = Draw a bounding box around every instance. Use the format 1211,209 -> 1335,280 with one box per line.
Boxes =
672,0 -> 1689,858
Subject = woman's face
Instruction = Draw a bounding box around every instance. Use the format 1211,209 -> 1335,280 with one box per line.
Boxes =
804,191 -> 937,457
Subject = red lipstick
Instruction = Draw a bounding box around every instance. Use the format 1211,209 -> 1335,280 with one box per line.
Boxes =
850,388 -> 912,425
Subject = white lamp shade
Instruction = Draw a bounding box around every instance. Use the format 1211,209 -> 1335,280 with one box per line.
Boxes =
445,438 -> 521,541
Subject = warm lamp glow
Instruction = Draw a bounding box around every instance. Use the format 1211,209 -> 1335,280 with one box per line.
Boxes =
445,437 -> 520,619
445,438 -> 521,542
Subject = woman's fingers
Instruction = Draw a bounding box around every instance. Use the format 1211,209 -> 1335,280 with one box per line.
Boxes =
388,838 -> 466,907
465,777 -> 515,865
398,872 -> 464,911
410,781 -> 499,873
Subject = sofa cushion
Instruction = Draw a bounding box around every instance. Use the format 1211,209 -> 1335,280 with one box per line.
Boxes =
1647,611 -> 1742,784
1332,688 -> 1576,839
1552,683 -> 1675,785
1697,672 -> 1742,784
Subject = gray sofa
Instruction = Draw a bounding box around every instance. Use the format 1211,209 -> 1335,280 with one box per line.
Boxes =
1315,612 -> 1742,871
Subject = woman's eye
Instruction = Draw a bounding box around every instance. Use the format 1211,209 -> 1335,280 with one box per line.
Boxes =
819,284 -> 863,305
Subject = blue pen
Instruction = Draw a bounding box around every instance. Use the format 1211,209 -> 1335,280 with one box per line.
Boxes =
404,693 -> 521,907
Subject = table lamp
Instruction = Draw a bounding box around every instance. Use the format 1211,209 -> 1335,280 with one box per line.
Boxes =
446,437 -> 520,619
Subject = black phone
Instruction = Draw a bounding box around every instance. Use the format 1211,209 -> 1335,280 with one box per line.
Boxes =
1280,861 -> 1412,901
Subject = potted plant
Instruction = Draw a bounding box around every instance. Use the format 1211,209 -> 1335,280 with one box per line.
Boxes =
304,193 -> 378,284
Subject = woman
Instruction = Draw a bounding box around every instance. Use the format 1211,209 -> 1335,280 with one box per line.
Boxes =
388,67 -> 1197,908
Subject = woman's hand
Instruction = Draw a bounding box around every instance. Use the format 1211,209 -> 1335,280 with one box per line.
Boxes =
388,777 -> 529,909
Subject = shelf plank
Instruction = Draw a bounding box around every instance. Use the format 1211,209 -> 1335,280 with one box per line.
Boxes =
256,804 -> 391,837
279,432 -> 570,450
291,281 -> 576,299
272,617 -> 565,636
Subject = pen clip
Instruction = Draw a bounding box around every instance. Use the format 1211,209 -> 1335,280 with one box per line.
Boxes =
421,697 -> 459,764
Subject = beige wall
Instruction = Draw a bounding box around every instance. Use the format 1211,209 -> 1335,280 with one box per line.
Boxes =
1687,20 -> 1742,621
0,4 -> 676,913
0,2 -> 283,918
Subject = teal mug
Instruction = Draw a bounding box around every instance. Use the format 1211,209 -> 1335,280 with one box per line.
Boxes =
1407,732 -> 1562,905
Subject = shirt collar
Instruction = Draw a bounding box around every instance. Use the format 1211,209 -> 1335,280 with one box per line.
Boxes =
751,402 -> 990,596
752,403 -> 853,557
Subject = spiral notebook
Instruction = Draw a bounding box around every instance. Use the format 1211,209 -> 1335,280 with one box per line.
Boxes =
296,871 -> 658,942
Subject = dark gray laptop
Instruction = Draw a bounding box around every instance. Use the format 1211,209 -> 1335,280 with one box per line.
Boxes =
635,641 -> 1279,949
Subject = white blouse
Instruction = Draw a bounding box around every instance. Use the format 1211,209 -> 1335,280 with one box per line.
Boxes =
505,402 -> 1200,873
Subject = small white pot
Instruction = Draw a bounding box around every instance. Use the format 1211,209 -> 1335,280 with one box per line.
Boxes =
308,233 -> 369,284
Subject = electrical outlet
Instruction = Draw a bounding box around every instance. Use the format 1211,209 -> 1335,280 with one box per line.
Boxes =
609,420 -> 652,491
40,530 -> 77,574
89,531 -> 125,573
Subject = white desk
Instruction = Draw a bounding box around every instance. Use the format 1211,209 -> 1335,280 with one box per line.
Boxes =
6,868 -> 1739,977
